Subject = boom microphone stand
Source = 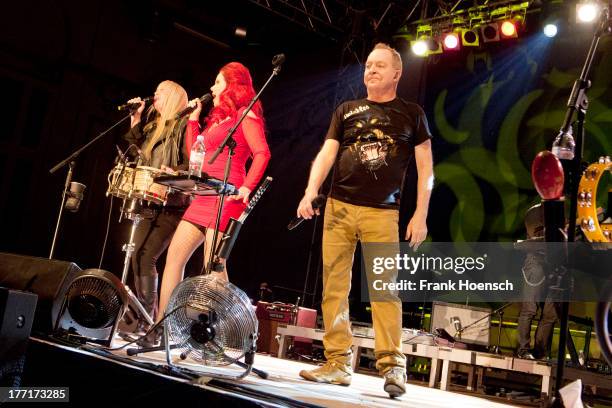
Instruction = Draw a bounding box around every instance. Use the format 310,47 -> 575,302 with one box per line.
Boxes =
49,113 -> 132,259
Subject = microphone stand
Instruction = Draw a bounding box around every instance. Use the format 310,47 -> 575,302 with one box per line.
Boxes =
205,62 -> 282,273
547,8 -> 611,407
48,112 -> 132,259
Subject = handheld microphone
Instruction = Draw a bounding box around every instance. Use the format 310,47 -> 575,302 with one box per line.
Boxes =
117,96 -> 152,111
287,194 -> 326,230
175,93 -> 213,120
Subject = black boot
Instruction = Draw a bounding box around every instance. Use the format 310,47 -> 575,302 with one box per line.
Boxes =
136,274 -> 159,333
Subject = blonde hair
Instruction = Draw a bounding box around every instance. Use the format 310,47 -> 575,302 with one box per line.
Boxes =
142,80 -> 188,166
372,43 -> 402,72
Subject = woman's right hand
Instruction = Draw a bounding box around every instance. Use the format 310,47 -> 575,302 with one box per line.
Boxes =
187,98 -> 202,121
128,97 -> 145,128
127,97 -> 146,116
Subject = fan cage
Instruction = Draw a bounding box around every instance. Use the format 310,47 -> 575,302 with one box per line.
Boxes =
66,274 -> 123,329
166,275 -> 258,366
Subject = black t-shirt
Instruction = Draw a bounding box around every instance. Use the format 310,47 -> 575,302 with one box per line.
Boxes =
325,97 -> 431,209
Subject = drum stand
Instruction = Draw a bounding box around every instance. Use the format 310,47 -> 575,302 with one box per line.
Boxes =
109,163 -> 156,329
117,199 -> 155,327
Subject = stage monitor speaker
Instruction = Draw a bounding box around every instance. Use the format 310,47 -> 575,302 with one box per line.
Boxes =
0,252 -> 82,333
431,301 -> 491,346
0,288 -> 38,386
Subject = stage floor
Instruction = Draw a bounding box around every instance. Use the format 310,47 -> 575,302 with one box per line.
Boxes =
109,337 -> 523,408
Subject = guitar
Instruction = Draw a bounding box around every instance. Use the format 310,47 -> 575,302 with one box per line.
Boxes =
215,176 -> 273,261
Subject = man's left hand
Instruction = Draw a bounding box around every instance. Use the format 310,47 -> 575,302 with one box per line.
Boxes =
405,215 -> 427,250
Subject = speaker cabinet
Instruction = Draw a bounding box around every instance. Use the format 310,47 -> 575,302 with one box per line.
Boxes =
0,253 -> 81,333
0,288 -> 38,386
431,301 -> 491,346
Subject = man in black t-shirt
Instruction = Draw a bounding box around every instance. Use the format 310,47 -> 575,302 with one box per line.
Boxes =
297,43 -> 434,398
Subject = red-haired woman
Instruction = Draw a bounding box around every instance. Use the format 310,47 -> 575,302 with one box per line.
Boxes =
157,62 -> 271,320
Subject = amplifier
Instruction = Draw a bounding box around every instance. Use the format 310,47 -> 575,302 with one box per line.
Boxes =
431,301 -> 491,347
256,301 -> 295,324
255,302 -> 316,355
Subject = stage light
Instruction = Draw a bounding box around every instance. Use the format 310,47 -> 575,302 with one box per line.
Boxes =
426,37 -> 444,55
500,20 -> 518,37
443,32 -> 460,50
577,3 -> 599,23
411,40 -> 428,56
481,23 -> 500,42
543,23 -> 558,37
461,28 -> 479,46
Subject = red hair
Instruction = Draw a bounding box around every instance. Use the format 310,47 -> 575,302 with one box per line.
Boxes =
205,62 -> 264,127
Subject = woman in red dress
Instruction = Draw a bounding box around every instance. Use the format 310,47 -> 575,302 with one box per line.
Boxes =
157,62 -> 271,319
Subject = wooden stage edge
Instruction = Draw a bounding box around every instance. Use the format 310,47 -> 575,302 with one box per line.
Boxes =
18,335 -> 528,408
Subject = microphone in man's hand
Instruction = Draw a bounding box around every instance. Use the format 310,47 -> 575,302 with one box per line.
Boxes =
117,96 -> 152,111
175,93 -> 213,120
287,194 -> 326,230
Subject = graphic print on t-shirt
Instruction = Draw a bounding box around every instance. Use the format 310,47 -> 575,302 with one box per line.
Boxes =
326,97 -> 432,209
349,112 -> 395,177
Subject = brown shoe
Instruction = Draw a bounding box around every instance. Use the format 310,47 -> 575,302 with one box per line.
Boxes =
383,367 -> 407,398
299,361 -> 352,386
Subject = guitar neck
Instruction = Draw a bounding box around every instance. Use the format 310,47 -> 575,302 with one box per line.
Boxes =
237,176 -> 273,223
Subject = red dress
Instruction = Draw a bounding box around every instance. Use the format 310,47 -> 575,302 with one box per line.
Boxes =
182,111 -> 270,232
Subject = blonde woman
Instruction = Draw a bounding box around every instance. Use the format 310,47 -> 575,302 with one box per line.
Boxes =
121,80 -> 190,334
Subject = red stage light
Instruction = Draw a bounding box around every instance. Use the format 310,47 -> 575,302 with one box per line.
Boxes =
500,21 -> 517,37
443,33 -> 460,50
531,151 -> 565,200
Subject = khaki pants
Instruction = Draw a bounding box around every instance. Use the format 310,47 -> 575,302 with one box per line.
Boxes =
321,198 -> 406,373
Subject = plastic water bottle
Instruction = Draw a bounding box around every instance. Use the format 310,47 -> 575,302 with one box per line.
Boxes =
189,135 -> 205,177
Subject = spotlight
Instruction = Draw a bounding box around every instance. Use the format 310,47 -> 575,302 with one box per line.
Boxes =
411,39 -> 428,56
543,23 -> 558,37
461,28 -> 480,46
576,3 -> 599,23
500,20 -> 518,38
443,32 -> 460,50
481,23 -> 500,42
426,37 -> 443,55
